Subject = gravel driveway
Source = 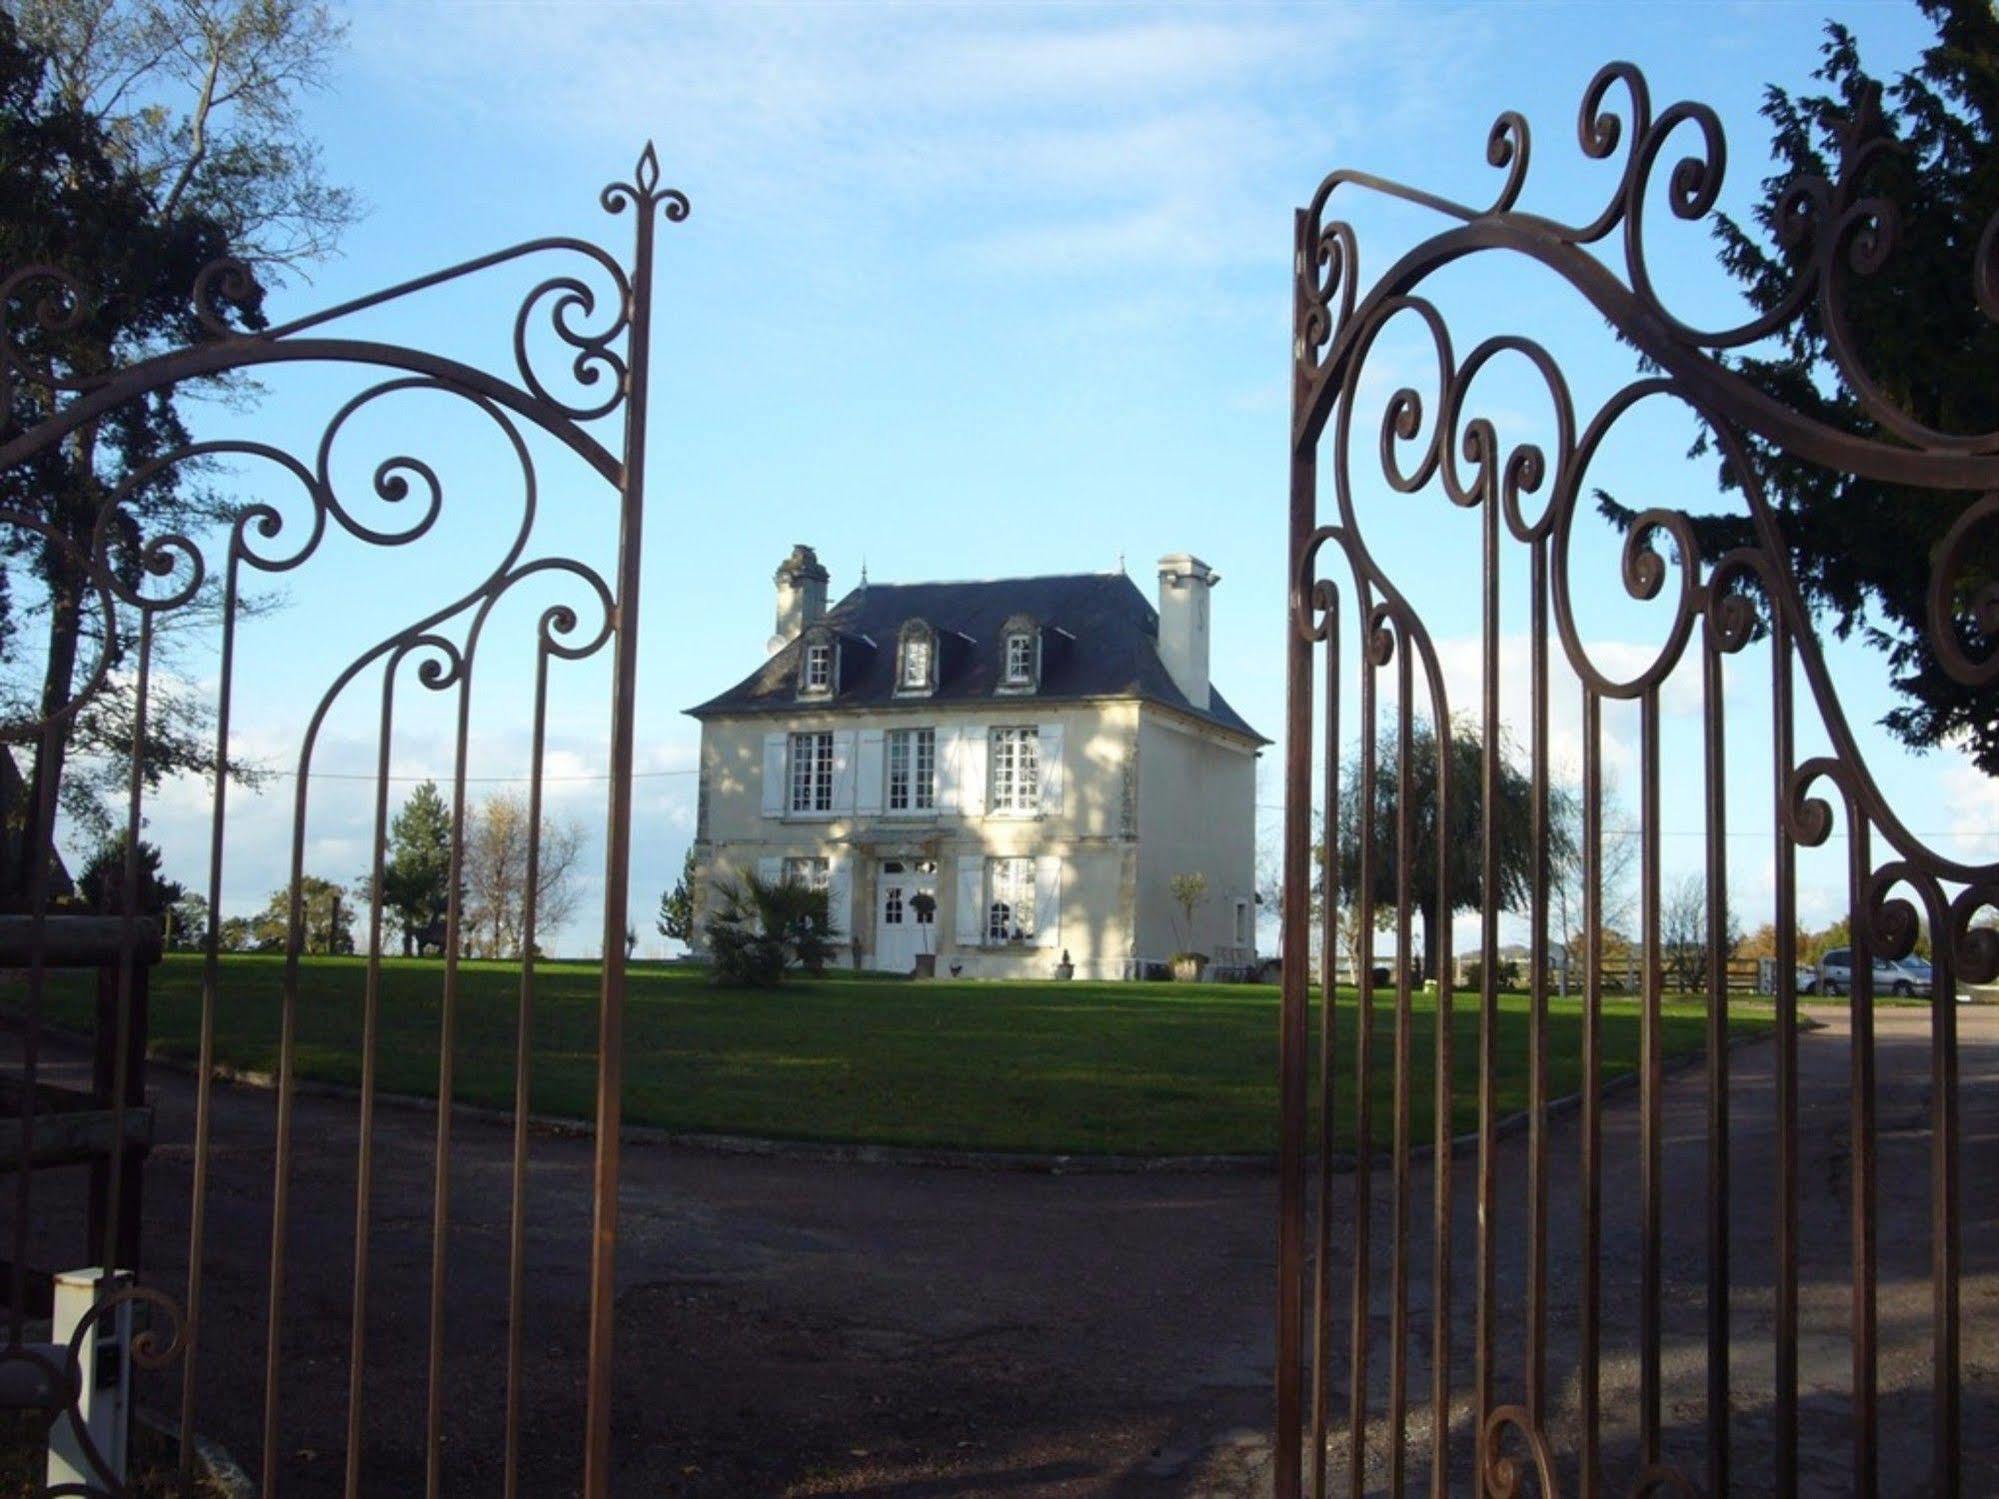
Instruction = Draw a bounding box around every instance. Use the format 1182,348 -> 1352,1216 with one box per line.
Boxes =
3,1002 -> 1991,1496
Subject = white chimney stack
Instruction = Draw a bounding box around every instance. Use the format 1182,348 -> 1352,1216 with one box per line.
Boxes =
769,544 -> 829,654
1156,553 -> 1219,710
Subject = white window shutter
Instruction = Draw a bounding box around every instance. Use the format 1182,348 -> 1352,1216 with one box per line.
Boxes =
855,729 -> 885,814
761,733 -> 787,817
1037,723 -> 1064,814
955,856 -> 985,946
827,854 -> 852,938
936,727 -> 962,812
1033,855 -> 1061,948
831,730 -> 857,811
958,726 -> 988,817
756,855 -> 781,886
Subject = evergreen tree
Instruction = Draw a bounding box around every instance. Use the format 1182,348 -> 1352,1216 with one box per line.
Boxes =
1,1 -> 353,886
76,829 -> 182,916
378,779 -> 453,955
657,847 -> 698,948
1601,0 -> 1999,771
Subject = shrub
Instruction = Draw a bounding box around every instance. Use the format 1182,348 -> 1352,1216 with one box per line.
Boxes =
704,872 -> 834,987
1462,956 -> 1521,993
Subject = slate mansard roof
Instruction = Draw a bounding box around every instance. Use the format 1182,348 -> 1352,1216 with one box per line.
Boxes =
687,571 -> 1266,743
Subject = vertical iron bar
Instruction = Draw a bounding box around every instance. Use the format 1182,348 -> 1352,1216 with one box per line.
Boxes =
1639,688 -> 1662,1464
427,671 -> 475,1499
179,559 -> 240,1480
1526,544 -> 1549,1427
10,718 -> 60,1347
261,708 -> 325,1498
1347,598 -> 1378,1499
583,173 -> 658,1499
1310,590 -> 1339,1499
342,658 -> 400,1499
98,612 -> 152,1276
1848,813 -> 1877,1496
505,643 -> 554,1499
1473,487 -> 1500,1462
1702,633 -> 1730,1494
1387,638 -> 1413,1498
1930,939 -> 1959,1497
1579,688 -> 1603,1499
1772,620 -> 1799,1495
1429,703 -> 1453,1498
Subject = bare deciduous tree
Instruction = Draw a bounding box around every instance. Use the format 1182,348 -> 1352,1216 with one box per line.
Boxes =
15,0 -> 357,271
462,791 -> 584,960
1660,872 -> 1742,994
1549,766 -> 1640,996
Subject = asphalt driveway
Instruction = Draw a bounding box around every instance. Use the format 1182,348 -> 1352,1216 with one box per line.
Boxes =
2,1001 -> 1991,1497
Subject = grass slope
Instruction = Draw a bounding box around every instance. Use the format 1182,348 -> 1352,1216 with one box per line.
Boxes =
40,955 -> 1772,1157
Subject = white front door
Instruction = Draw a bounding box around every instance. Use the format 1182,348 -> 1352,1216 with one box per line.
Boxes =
874,858 -> 938,973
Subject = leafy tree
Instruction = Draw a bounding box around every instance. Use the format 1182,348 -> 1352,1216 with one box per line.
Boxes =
245,873 -> 351,954
1335,714 -> 1540,982
1,1 -> 353,886
75,828 -> 181,915
656,846 -> 697,947
1599,0 -> 1998,772
1168,870 -> 1209,957
165,886 -> 205,949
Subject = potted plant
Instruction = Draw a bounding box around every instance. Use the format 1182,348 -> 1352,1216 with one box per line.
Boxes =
1054,947 -> 1074,981
910,891 -> 938,977
1168,871 -> 1211,982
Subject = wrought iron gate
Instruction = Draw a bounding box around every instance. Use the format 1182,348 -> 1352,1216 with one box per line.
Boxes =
0,150 -> 682,1495
1275,64 -> 1994,1497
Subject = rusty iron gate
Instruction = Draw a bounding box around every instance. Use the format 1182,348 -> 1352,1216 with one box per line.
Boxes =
0,151 -> 682,1495
1275,64 -> 1994,1498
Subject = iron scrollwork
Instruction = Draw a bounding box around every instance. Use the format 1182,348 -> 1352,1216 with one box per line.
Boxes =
1281,55 -> 1994,1499
0,146 -> 683,1496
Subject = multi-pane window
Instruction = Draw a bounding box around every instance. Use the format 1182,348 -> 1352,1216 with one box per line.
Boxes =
788,731 -> 833,813
901,634 -> 931,689
986,856 -> 1035,943
1004,631 -> 1034,684
803,642 -> 833,693
887,727 -> 937,812
988,726 -> 1040,813
782,855 -> 829,890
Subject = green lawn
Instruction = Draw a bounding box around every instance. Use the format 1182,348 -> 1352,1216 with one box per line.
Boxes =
38,955 -> 1773,1157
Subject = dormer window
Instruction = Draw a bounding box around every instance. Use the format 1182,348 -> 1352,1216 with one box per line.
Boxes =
896,619 -> 937,695
998,614 -> 1040,694
799,629 -> 837,698
1005,633 -> 1033,683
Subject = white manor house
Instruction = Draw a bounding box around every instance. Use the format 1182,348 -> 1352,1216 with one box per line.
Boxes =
686,546 -> 1264,980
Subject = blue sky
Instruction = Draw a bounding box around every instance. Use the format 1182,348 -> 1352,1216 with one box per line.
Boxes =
119,0 -> 1996,957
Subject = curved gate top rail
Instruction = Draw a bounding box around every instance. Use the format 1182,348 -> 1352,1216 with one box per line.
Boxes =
1,147 -> 685,1498
1277,60 -> 1995,1499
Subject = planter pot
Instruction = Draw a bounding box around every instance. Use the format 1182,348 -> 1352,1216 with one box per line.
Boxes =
1171,955 -> 1208,983
912,953 -> 937,979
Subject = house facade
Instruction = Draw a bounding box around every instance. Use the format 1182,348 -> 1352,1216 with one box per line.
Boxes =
686,546 -> 1265,980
